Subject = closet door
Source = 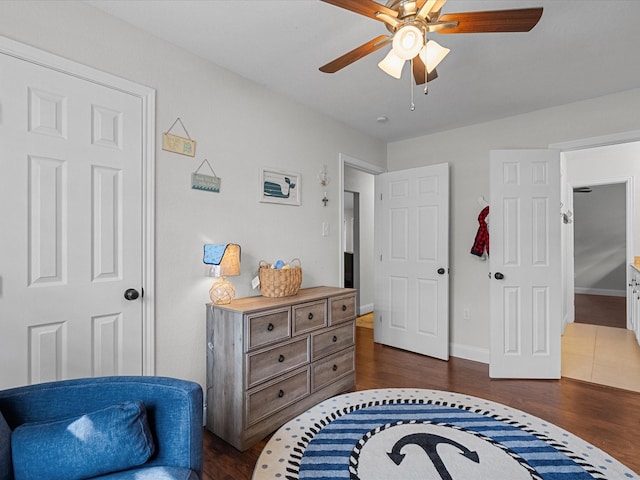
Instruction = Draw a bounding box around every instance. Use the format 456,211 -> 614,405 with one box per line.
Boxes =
0,45 -> 148,388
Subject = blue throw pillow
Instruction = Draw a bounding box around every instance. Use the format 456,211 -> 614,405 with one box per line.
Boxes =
11,401 -> 155,480
0,410 -> 11,480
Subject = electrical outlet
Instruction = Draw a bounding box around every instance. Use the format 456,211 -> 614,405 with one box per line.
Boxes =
463,308 -> 470,320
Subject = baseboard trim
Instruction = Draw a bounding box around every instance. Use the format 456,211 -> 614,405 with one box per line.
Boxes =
574,288 -> 626,297
450,343 -> 489,364
358,303 -> 374,316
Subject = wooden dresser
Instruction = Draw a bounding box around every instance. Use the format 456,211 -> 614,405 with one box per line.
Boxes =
206,286 -> 356,451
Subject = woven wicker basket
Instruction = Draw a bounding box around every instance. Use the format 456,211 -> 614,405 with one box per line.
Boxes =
258,259 -> 302,297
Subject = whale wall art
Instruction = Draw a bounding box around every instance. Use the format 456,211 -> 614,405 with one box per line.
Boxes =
260,168 -> 301,206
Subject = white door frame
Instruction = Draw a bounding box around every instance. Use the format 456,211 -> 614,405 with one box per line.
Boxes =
552,131 -> 640,333
338,153 -> 386,292
0,36 -> 157,375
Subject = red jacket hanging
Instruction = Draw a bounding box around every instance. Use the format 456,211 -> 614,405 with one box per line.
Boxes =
471,206 -> 490,257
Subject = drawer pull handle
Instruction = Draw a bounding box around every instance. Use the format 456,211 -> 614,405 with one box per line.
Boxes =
278,354 -> 285,363
278,389 -> 284,398
332,364 -> 338,372
332,335 -> 338,342
267,323 -> 274,331
341,305 -> 347,311
308,313 -> 314,320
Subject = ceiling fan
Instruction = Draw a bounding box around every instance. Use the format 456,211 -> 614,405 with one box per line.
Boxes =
319,0 -> 543,85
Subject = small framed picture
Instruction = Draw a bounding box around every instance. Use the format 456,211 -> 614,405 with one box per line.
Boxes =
259,168 -> 301,206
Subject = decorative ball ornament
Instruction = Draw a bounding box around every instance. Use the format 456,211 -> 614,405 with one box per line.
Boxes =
209,277 -> 236,305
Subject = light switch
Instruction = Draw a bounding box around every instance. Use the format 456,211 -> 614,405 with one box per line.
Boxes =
322,222 -> 330,236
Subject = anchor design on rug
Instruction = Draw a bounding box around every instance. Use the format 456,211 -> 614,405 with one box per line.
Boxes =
387,433 -> 480,480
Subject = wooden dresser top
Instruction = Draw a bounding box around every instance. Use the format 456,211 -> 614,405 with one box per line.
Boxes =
209,286 -> 356,314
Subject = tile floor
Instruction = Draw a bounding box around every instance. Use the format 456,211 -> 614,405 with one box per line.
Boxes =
562,322 -> 640,393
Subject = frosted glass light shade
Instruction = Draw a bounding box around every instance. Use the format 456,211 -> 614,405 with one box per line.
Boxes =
419,40 -> 450,74
378,49 -> 405,79
392,25 -> 424,60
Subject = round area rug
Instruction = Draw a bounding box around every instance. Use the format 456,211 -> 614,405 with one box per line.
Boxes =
252,389 -> 638,480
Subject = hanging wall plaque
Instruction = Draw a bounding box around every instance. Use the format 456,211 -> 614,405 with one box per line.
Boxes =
163,117 -> 196,157
192,159 -> 221,193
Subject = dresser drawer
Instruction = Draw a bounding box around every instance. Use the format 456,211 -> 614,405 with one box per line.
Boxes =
246,367 -> 310,427
247,337 -> 310,387
292,300 -> 327,336
312,346 -> 355,392
312,321 -> 354,360
246,307 -> 291,351
329,294 -> 356,325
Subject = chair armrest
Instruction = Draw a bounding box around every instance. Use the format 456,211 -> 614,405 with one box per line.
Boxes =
0,376 -> 203,476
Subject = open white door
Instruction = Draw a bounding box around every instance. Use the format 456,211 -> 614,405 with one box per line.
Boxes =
374,163 -> 449,360
489,150 -> 561,378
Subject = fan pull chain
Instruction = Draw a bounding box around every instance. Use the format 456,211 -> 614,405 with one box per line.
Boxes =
424,35 -> 429,96
410,58 -> 415,111
424,62 -> 429,95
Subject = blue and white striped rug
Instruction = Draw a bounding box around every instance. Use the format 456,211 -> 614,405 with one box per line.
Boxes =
253,389 -> 638,480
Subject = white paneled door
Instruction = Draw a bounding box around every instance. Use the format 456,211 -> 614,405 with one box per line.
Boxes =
489,150 -> 561,378
374,163 -> 449,360
0,50 -> 145,388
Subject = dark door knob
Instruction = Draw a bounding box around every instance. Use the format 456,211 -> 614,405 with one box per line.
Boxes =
124,288 -> 140,300
494,272 -> 505,280
437,268 -> 446,275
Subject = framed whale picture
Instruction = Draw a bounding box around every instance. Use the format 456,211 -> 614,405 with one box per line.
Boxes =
259,168 -> 301,206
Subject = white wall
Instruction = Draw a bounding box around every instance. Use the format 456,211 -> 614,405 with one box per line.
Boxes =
0,1 -> 386,388
388,90 -> 640,361
344,166 -> 375,314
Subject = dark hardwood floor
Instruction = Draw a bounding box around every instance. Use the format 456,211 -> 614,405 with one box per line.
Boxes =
575,293 -> 626,328
202,326 -> 640,479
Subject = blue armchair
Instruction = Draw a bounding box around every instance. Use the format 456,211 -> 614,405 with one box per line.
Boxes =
0,376 -> 202,480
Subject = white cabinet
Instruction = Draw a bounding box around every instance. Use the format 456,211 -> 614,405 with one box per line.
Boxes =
628,265 -> 640,343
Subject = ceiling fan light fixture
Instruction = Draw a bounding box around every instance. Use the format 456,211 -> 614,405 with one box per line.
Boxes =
391,24 -> 424,60
419,40 -> 450,73
378,49 -> 405,79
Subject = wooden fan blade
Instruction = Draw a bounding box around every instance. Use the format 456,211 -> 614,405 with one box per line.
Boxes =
438,7 -> 543,34
412,56 -> 438,85
412,56 -> 426,84
321,0 -> 398,23
320,35 -> 391,73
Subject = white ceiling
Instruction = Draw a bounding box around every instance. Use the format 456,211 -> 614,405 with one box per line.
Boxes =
86,0 -> 640,143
